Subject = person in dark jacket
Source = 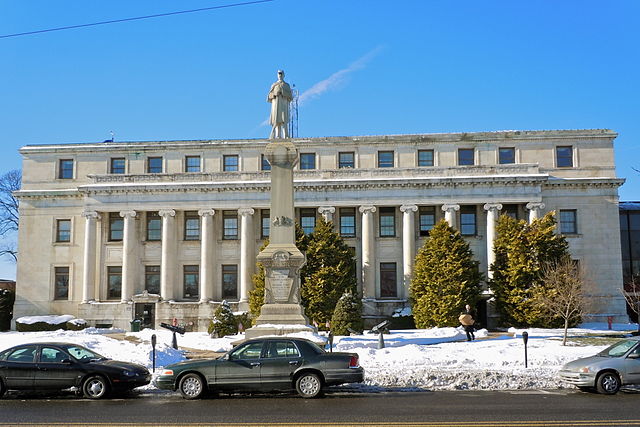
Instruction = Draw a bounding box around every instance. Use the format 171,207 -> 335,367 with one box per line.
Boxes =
459,304 -> 476,341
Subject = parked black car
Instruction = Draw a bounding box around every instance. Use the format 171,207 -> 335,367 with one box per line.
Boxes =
0,342 -> 150,399
156,337 -> 364,399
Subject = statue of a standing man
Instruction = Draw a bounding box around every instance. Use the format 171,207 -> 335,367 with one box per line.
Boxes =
267,70 -> 293,139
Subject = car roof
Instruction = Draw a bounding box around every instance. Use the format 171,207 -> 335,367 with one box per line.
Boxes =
3,342 -> 82,349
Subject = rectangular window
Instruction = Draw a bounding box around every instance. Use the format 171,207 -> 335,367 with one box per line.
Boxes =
261,154 -> 271,171
110,158 -> 126,174
460,206 -> 477,236
147,157 -> 163,173
54,267 -> 69,300
300,208 -> 316,234
560,209 -> 578,234
502,204 -> 519,220
419,207 -> 435,236
107,266 -> 122,300
300,153 -> 316,170
458,149 -> 474,166
378,151 -> 394,168
145,265 -> 160,294
418,150 -> 434,167
261,209 -> 270,239
183,265 -> 199,300
223,155 -> 239,172
556,146 -> 573,167
340,208 -> 356,237
379,207 -> 396,237
222,265 -> 238,299
185,155 -> 201,172
338,152 -> 355,169
499,147 -> 515,164
184,211 -> 200,240
223,211 -> 238,240
380,262 -> 397,298
58,159 -> 74,179
146,212 -> 161,241
109,212 -> 123,241
56,219 -> 71,242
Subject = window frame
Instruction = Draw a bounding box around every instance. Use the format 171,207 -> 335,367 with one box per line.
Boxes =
299,153 -> 316,170
147,156 -> 163,174
55,219 -> 72,243
498,147 -> 516,165
183,265 -> 199,300
184,211 -> 200,241
380,262 -> 398,298
419,206 -> 435,237
145,265 -> 160,294
223,211 -> 238,240
146,212 -> 161,241
107,266 -> 122,300
222,264 -> 238,300
58,159 -> 74,179
223,154 -> 239,172
261,154 -> 271,171
300,208 -> 316,234
377,151 -> 394,168
185,155 -> 201,173
460,206 -> 477,236
110,157 -> 126,174
108,212 -> 123,242
339,208 -> 356,238
556,146 -> 574,168
418,150 -> 434,167
457,148 -> 475,166
54,266 -> 70,300
338,152 -> 355,169
379,207 -> 396,237
261,209 -> 270,239
559,209 -> 578,234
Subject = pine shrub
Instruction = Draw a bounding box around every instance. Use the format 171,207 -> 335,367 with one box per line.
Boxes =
208,300 -> 238,337
331,291 -> 364,335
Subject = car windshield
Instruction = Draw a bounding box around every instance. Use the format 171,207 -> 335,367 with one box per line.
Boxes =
597,339 -> 638,358
67,346 -> 106,362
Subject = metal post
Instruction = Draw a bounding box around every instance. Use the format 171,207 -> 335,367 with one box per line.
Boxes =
151,334 -> 157,372
522,331 -> 529,368
378,332 -> 385,349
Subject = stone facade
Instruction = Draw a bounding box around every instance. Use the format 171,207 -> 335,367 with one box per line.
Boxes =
14,129 -> 628,330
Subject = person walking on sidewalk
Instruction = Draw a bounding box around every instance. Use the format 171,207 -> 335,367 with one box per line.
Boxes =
459,304 -> 476,341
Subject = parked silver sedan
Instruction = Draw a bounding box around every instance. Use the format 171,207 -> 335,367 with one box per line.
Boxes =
559,336 -> 640,394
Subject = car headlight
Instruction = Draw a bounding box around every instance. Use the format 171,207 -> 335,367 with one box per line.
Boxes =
161,369 -> 174,376
580,367 -> 590,373
122,370 -> 135,377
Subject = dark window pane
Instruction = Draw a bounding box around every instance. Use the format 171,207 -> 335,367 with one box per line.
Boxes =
380,262 -> 397,298
460,206 -> 476,236
300,208 -> 316,234
145,265 -> 160,294
147,157 -> 163,173
222,265 -> 238,299
224,155 -> 239,172
418,150 -> 434,167
185,156 -> 200,172
261,155 -> 271,171
339,152 -> 355,169
556,146 -> 573,167
379,207 -> 395,237
184,213 -> 200,240
261,209 -> 270,238
147,212 -> 161,241
183,265 -> 199,299
54,267 -> 69,300
223,211 -> 238,240
59,159 -> 74,179
56,219 -> 71,242
560,210 -> 577,234
502,204 -> 518,220
110,158 -> 125,174
419,207 -> 435,236
109,213 -> 123,241
458,149 -> 474,166
300,153 -> 316,170
378,151 -> 394,168
499,148 -> 515,164
340,208 -> 356,237
107,266 -> 122,300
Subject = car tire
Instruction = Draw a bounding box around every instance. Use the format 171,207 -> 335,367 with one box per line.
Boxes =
596,372 -> 621,395
0,379 -> 5,398
577,386 -> 594,393
179,373 -> 206,400
295,373 -> 323,398
83,375 -> 109,399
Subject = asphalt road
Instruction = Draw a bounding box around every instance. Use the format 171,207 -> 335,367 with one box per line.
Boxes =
1,388 -> 639,426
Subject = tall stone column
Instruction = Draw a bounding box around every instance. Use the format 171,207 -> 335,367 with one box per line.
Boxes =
119,210 -> 137,303
318,206 -> 335,223
484,203 -> 503,279
400,204 -> 418,299
359,205 -> 377,299
526,202 -> 545,223
82,211 -> 100,303
159,209 -> 177,301
442,204 -> 460,228
198,209 -> 215,303
238,208 -> 255,309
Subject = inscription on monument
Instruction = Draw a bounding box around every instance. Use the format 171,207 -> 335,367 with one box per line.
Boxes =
270,269 -> 292,302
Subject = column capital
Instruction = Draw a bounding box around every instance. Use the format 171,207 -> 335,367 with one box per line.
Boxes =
441,204 -> 460,213
119,210 -> 136,219
400,204 -> 418,213
238,207 -> 255,216
526,202 -> 545,211
158,209 -> 176,218
82,211 -> 100,220
317,206 -> 336,215
359,205 -> 377,214
198,208 -> 216,217
483,203 -> 503,212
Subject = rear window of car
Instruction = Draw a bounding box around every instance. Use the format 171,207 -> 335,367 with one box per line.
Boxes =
305,341 -> 325,355
0,349 -> 11,360
7,346 -> 36,363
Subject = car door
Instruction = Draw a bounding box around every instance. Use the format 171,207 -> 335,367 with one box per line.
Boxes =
214,341 -> 264,391
35,346 -> 82,390
622,343 -> 640,385
1,345 -> 37,389
259,340 -> 303,390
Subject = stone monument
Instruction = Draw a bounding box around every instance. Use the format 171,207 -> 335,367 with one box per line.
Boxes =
244,70 -> 313,339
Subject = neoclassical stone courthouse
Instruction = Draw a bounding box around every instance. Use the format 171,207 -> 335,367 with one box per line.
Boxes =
14,129 -> 628,330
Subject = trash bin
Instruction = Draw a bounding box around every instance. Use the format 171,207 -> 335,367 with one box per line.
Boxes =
130,319 -> 141,332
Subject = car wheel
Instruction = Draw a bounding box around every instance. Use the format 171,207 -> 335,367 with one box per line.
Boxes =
179,373 -> 206,400
596,372 -> 621,395
83,375 -> 109,399
0,379 -> 5,398
295,373 -> 323,398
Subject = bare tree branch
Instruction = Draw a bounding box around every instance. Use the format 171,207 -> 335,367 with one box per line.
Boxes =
0,170 -> 20,262
621,275 -> 640,333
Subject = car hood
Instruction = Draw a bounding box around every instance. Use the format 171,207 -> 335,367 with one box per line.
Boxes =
166,358 -> 219,370
92,359 -> 148,372
562,355 -> 606,371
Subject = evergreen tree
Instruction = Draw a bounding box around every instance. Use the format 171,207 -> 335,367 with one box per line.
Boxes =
249,240 -> 269,322
331,291 -> 364,335
208,300 -> 237,337
410,220 -> 483,327
490,212 -> 570,327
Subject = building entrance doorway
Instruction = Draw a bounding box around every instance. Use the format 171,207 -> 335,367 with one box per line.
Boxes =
134,303 -> 155,329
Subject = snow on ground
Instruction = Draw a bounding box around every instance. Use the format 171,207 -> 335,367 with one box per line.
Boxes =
1,323 -> 637,392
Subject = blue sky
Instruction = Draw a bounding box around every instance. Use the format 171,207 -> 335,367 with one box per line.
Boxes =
1,0 -> 639,277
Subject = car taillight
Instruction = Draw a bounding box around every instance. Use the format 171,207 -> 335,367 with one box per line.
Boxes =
349,355 -> 359,368
161,369 -> 174,376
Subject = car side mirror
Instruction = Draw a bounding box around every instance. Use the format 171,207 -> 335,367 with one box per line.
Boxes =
627,353 -> 640,359
61,359 -> 72,364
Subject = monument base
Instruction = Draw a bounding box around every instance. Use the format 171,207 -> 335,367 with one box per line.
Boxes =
244,322 -> 316,341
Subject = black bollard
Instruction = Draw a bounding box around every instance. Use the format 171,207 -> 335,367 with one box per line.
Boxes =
151,334 -> 157,372
522,331 -> 529,368
378,332 -> 385,349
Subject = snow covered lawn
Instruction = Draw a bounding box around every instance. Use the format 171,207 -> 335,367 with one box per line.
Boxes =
1,323 -> 636,392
